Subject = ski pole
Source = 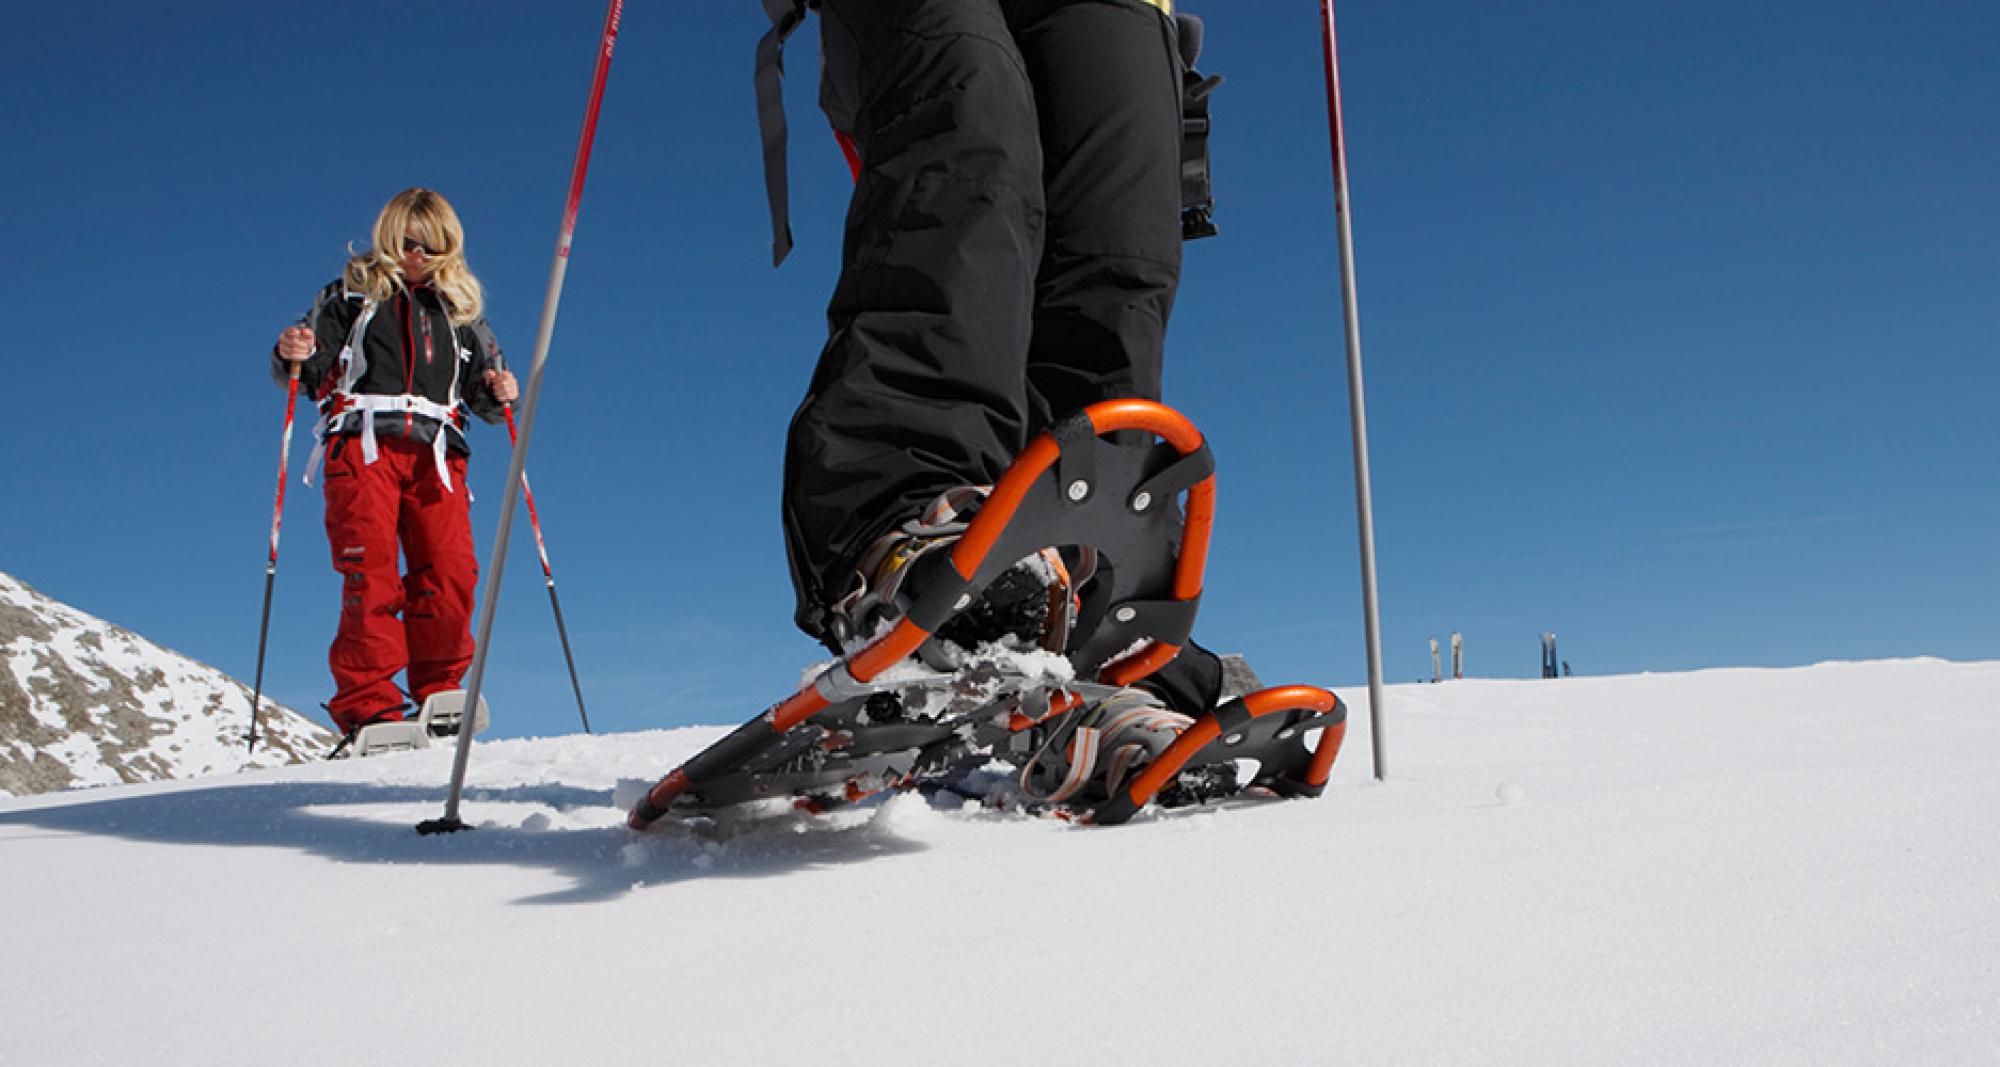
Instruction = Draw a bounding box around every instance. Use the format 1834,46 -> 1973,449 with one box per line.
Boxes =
1318,0 -> 1388,780
505,404 -> 592,734
421,0 -> 624,834
248,362 -> 303,753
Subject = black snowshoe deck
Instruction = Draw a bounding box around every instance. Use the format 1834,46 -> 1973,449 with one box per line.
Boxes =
628,400 -> 1347,829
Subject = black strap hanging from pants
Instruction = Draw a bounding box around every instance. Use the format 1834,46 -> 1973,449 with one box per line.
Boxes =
755,0 -> 812,266
755,0 -> 1221,263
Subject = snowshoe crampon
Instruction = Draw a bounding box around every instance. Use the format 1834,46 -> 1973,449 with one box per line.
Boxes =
627,400 -> 1347,828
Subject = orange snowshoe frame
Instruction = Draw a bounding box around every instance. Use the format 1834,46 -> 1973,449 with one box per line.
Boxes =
628,400 -> 1346,828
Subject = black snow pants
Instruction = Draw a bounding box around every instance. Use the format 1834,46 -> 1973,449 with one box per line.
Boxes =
784,0 -> 1183,623
780,0 -> 1223,712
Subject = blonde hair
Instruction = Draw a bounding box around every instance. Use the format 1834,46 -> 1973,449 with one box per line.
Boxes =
343,188 -> 485,325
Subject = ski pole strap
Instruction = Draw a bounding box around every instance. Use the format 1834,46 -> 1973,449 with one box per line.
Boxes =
755,0 -> 812,266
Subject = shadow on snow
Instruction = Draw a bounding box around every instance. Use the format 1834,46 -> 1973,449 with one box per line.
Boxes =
0,779 -> 929,906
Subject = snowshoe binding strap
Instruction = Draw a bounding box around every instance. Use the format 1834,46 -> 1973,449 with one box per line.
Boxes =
826,484 -> 990,645
1019,688 -> 1193,805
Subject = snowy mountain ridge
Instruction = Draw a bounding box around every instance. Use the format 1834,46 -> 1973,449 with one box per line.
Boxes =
0,571 -> 331,797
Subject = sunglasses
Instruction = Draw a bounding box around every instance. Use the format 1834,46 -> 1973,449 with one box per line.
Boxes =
401,236 -> 448,256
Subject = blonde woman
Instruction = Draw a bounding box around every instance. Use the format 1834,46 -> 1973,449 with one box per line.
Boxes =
271,188 -> 518,740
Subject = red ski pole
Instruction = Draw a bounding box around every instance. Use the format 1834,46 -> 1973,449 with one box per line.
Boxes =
504,404 -> 592,734
248,362 -> 302,753
422,0 -> 624,834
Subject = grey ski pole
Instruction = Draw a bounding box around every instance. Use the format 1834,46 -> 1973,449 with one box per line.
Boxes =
1318,0 -> 1388,779
420,0 -> 624,834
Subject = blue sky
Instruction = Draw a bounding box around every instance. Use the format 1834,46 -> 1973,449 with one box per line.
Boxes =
1,0 -> 1993,740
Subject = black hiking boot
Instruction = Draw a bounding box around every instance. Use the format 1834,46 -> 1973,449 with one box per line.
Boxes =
823,486 -> 1075,654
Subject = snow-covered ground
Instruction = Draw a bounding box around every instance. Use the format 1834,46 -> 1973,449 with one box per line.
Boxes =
2,658 -> 1993,1065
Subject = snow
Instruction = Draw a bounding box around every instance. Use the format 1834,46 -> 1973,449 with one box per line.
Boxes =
2,658 -> 1995,1064
0,573 -> 330,795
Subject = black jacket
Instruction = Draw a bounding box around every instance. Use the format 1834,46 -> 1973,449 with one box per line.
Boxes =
272,280 -> 507,455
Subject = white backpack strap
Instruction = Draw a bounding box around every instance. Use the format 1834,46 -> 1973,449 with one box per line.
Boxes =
335,394 -> 459,421
433,316 -> 471,492
359,400 -> 381,466
304,296 -> 469,493
446,319 -> 469,407
302,411 -> 331,487
321,394 -> 461,492
432,421 -> 452,492
333,296 -> 379,397
303,296 -> 377,486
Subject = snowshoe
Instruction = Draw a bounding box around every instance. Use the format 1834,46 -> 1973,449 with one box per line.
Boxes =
333,689 -> 491,759
416,688 -> 491,739
626,399 -> 1347,828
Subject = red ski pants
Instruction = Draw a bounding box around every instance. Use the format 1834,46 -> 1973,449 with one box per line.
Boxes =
320,433 -> 476,733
